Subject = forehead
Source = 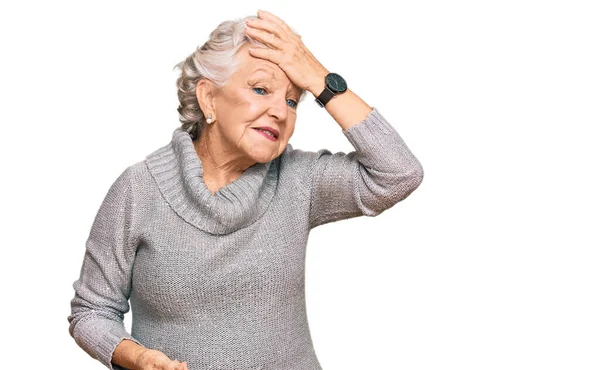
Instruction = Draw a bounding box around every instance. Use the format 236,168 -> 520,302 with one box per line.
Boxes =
232,45 -> 298,91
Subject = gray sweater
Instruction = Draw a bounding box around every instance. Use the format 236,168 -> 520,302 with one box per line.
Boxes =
68,108 -> 424,370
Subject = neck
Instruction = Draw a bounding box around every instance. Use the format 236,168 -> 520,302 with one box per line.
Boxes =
194,128 -> 256,194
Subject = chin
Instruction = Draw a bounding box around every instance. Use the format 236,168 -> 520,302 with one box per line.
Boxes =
252,153 -> 277,164
247,147 -> 284,164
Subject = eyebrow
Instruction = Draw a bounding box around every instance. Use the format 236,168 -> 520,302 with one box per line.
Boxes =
252,68 -> 277,80
251,68 -> 302,97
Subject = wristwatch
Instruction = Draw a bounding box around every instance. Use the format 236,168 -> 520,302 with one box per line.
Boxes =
315,73 -> 347,107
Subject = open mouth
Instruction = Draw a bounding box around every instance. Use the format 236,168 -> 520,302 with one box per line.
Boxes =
252,127 -> 279,141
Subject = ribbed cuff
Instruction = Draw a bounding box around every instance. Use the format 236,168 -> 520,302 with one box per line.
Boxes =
342,107 -> 421,172
74,318 -> 142,370
99,328 -> 143,370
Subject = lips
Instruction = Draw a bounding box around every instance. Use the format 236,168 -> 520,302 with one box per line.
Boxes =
252,126 -> 279,140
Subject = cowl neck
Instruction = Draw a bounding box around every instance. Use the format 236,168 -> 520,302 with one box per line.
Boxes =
145,127 -> 279,235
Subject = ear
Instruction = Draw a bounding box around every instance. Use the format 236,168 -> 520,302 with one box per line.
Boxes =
195,79 -> 217,118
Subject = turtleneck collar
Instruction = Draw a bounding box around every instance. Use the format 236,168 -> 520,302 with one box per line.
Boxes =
145,127 -> 279,235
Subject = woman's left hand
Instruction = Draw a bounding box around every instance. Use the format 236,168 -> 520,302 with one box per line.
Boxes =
244,10 -> 329,96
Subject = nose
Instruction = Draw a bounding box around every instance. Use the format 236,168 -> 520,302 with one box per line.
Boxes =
267,95 -> 289,122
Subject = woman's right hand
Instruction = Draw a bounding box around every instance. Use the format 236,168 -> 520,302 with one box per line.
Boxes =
134,348 -> 189,370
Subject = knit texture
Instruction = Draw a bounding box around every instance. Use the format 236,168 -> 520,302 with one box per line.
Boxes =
68,107 -> 424,370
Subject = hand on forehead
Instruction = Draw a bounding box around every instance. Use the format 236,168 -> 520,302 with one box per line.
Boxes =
244,10 -> 328,94
235,44 -> 301,96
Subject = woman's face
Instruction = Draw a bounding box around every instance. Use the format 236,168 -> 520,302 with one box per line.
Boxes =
206,44 -> 301,165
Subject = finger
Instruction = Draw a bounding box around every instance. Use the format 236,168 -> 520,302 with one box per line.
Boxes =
246,18 -> 287,41
257,9 -> 292,33
245,25 -> 284,50
167,360 -> 181,370
247,46 -> 281,64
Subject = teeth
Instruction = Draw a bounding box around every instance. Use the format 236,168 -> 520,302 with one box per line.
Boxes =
259,129 -> 275,137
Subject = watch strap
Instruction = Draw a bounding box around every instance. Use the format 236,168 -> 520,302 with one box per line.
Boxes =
315,86 -> 335,108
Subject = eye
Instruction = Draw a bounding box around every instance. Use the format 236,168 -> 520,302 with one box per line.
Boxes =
286,99 -> 298,109
252,87 -> 267,95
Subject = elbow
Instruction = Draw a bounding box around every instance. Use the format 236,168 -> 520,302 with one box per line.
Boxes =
386,166 -> 424,205
392,162 -> 424,201
68,296 -> 92,340
358,162 -> 424,215
395,155 -> 424,188
407,164 -> 424,192
67,288 -> 125,341
67,308 -> 90,353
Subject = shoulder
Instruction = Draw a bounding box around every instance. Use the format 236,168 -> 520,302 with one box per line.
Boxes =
129,160 -> 154,183
106,160 -> 157,208
103,160 -> 159,229
109,160 -> 153,187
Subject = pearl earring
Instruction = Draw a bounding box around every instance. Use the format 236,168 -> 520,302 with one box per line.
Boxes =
206,113 -> 214,124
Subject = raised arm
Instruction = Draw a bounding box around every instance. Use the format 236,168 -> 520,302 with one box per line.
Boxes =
307,107 -> 424,228
67,166 -> 144,370
243,10 -> 424,228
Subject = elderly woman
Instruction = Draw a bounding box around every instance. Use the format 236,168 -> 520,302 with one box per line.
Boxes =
68,10 -> 423,370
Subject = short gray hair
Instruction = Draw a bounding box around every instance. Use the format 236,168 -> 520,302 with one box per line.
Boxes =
174,15 -> 306,140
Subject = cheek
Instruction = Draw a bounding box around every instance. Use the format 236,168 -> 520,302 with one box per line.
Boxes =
234,94 -> 268,125
286,120 -> 296,138
244,96 -> 274,120
217,89 -> 253,114
225,94 -> 249,115
286,113 -> 297,133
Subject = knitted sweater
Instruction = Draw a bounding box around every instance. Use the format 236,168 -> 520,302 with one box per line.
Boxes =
68,107 -> 424,370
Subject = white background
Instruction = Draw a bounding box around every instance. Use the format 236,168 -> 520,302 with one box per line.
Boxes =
1,0 -> 598,369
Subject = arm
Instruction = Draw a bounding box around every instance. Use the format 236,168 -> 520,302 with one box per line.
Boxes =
242,11 -> 424,228
306,90 -> 424,229
67,166 -> 144,370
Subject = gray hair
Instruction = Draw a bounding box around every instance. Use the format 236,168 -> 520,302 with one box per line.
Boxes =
174,15 -> 307,141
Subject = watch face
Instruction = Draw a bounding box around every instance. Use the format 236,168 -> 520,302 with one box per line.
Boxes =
326,73 -> 347,93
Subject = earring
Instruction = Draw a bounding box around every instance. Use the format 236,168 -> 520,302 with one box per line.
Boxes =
206,113 -> 214,124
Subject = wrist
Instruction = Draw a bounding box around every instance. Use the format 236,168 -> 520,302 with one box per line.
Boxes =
133,346 -> 150,368
112,339 -> 147,370
307,68 -> 329,96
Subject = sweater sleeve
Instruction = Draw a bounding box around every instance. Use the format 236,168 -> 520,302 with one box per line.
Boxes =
308,107 -> 424,229
67,166 -> 143,370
